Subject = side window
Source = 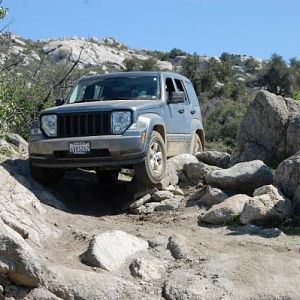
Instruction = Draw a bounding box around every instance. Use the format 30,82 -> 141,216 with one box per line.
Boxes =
165,77 -> 175,99
184,81 -> 199,106
175,79 -> 188,102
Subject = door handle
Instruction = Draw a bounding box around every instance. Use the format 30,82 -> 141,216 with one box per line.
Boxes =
191,110 -> 196,115
178,109 -> 184,114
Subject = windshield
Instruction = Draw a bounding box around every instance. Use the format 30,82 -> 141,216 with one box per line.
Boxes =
69,75 -> 159,103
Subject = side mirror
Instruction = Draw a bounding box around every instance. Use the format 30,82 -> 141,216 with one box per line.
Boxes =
55,98 -> 64,106
169,91 -> 185,103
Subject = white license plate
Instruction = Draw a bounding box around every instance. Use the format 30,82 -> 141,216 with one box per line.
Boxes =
69,142 -> 91,154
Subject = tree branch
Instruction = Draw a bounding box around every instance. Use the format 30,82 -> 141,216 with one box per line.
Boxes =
36,46 -> 84,111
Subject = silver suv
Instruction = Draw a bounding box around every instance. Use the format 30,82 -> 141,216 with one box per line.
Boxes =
29,71 -> 204,186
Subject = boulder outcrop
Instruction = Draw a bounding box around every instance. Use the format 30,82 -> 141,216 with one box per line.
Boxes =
235,90 -> 300,164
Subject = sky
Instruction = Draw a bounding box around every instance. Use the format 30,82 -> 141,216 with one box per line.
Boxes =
2,0 -> 300,60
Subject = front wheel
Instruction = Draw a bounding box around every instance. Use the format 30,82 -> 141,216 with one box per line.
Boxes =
134,131 -> 167,187
30,161 -> 65,185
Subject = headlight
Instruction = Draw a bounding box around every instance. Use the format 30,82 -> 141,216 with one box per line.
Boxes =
111,111 -> 132,134
41,115 -> 57,137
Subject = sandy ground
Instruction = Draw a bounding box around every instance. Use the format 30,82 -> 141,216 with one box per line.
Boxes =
22,168 -> 300,299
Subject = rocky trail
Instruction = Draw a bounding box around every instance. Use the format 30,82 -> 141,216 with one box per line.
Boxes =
1,91 -> 300,299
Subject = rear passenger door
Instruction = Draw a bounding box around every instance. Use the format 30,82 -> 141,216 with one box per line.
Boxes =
162,76 -> 190,156
174,78 -> 191,135
184,80 -> 202,121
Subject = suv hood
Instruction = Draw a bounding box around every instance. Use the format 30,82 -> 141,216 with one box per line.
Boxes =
41,100 -> 163,114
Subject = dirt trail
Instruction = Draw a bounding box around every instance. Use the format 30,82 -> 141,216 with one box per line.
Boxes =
31,168 -> 300,299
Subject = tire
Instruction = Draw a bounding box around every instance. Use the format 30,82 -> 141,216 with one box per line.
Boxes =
30,161 -> 65,185
191,133 -> 203,155
134,131 -> 167,187
96,170 -> 119,185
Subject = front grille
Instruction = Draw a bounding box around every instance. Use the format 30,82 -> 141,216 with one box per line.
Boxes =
57,112 -> 111,137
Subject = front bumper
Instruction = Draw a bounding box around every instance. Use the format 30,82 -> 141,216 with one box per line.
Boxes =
29,132 -> 147,168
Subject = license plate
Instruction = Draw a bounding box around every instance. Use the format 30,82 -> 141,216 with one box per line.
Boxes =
69,142 -> 91,154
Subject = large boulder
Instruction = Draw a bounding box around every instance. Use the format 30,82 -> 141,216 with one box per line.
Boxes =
0,165 -> 62,245
0,219 -> 49,287
199,194 -> 251,225
160,154 -> 198,188
196,151 -> 231,168
205,160 -> 273,194
6,133 -> 28,156
275,152 -> 300,207
235,90 -> 300,164
81,230 -> 148,271
45,265 -> 141,300
240,185 -> 292,225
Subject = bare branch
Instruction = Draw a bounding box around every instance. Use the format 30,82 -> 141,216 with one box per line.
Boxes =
36,46 -> 85,111
0,57 -> 24,72
0,19 -> 13,34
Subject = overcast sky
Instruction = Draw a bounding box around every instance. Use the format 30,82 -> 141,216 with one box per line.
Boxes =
3,0 -> 300,60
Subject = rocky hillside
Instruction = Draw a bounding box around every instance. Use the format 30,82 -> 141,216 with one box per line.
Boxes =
0,91 -> 300,299
1,34 -> 265,80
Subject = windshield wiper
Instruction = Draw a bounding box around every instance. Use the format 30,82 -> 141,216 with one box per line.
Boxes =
104,97 -> 132,100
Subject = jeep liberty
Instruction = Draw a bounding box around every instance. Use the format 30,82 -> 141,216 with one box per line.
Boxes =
29,71 -> 204,186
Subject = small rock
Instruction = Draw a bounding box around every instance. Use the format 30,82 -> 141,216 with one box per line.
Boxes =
148,236 -> 169,249
167,234 -> 193,259
134,188 -> 158,200
196,151 -> 231,168
184,162 -> 220,183
198,185 -> 228,207
155,196 -> 183,211
151,191 -> 173,202
81,230 -> 148,271
130,258 -> 164,281
165,185 -> 184,196
130,194 -> 151,209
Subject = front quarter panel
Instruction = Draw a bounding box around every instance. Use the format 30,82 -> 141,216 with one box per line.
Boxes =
134,113 -> 166,151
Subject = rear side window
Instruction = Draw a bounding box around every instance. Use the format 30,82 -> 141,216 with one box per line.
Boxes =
175,79 -> 188,102
184,81 -> 199,106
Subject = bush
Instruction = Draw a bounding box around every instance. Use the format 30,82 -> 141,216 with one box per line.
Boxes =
204,100 -> 247,148
0,74 -> 51,138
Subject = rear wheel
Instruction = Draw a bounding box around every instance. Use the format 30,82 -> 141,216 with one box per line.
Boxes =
96,170 -> 120,185
30,161 -> 65,185
134,131 -> 166,187
191,133 -> 203,155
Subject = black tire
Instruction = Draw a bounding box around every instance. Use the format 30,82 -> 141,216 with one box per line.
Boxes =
30,161 -> 65,185
96,170 -> 119,185
191,133 -> 203,155
134,131 -> 166,187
